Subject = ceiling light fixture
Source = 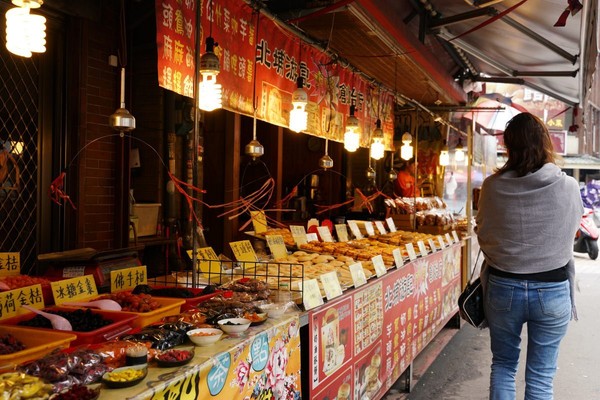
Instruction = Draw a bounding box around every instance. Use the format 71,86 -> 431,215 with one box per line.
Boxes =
245,11 -> 264,159
370,119 -> 385,160
319,138 -> 333,169
400,132 -> 413,160
439,140 -> 450,166
289,77 -> 308,132
198,1 -> 222,112
5,0 -> 46,58
454,139 -> 465,163
344,105 -> 360,152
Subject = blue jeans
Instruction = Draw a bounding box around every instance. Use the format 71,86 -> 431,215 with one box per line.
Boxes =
484,275 -> 571,400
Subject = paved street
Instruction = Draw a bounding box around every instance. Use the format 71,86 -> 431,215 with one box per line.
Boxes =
394,251 -> 600,399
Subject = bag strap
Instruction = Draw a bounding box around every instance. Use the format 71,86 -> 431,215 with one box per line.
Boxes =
467,249 -> 482,284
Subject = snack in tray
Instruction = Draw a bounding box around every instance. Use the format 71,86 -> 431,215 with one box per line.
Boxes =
101,292 -> 161,312
255,228 -> 295,247
51,383 -> 100,400
94,340 -> 156,368
18,308 -> 114,331
0,372 -> 54,399
0,333 -> 26,354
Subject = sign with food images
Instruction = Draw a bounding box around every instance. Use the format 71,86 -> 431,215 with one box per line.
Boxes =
308,245 -> 462,399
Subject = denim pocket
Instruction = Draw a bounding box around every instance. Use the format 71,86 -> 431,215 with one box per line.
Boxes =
487,278 -> 514,312
538,284 -> 570,318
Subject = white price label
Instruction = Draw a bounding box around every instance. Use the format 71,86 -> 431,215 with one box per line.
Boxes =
437,235 -> 447,249
317,226 -> 334,242
386,217 -> 397,232
452,230 -> 460,243
301,279 -> 324,310
349,262 -> 368,287
364,221 -> 376,236
428,238 -> 437,252
392,248 -> 404,268
417,241 -> 428,257
445,233 -> 453,245
306,233 -> 319,242
335,224 -> 349,242
371,255 -> 387,277
320,271 -> 343,300
374,221 -> 387,235
290,225 -> 308,246
347,221 -> 363,239
405,243 -> 417,261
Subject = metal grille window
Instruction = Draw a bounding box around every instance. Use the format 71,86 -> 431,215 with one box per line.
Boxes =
0,42 -> 40,275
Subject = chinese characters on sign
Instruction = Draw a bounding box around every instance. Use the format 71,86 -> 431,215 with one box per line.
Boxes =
0,253 -> 20,277
0,284 -> 44,320
156,0 -> 196,98
111,266 -> 147,293
229,240 -> 258,263
51,275 -> 98,305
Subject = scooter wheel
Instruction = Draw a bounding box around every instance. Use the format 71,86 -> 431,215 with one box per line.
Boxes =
588,240 -> 598,260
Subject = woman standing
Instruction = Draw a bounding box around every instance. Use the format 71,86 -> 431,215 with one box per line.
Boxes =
475,113 -> 583,400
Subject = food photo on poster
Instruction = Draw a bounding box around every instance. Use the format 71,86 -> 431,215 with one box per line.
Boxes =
313,367 -> 353,400
354,343 -> 383,400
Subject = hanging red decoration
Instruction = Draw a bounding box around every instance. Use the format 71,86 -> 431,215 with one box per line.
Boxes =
554,0 -> 583,27
48,171 -> 76,209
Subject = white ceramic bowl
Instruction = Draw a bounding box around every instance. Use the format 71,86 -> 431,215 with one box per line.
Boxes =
187,328 -> 223,346
217,318 -> 251,334
261,303 -> 288,318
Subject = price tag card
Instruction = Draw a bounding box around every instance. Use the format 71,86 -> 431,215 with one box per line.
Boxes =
392,248 -> 404,268
250,210 -> 268,234
452,230 -> 460,242
306,233 -> 319,242
317,226 -> 334,242
437,235 -> 447,249
349,262 -> 367,287
428,238 -> 438,252
301,279 -> 324,310
417,241 -> 428,257
347,221 -> 363,239
445,233 -> 453,245
364,221 -> 376,236
371,255 -> 388,277
386,217 -> 397,232
405,243 -> 418,261
320,271 -> 343,300
335,224 -> 349,242
374,221 -> 387,235
187,247 -> 222,276
0,284 -> 45,321
266,235 -> 288,260
0,253 -> 20,277
289,225 -> 308,246
51,274 -> 98,305
229,240 -> 258,263
111,266 -> 147,293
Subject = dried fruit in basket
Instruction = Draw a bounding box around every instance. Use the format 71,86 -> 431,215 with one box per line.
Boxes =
18,308 -> 113,331
0,333 -> 26,355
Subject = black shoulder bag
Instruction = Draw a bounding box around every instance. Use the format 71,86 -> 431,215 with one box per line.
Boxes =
458,250 -> 486,328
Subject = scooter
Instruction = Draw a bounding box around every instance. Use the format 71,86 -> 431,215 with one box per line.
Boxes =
574,208 -> 599,260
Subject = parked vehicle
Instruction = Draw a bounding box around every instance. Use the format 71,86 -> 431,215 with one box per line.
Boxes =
574,209 -> 599,260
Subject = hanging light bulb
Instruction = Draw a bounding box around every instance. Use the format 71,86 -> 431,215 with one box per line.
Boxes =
319,139 -> 333,169
289,77 -> 308,132
370,119 -> 385,160
344,105 -> 360,152
439,141 -> 450,166
454,139 -> 465,163
400,132 -> 413,160
5,5 -> 46,58
198,36 -> 222,112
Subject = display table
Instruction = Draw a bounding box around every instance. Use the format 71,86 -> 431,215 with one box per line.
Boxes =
99,313 -> 302,400
303,243 -> 462,400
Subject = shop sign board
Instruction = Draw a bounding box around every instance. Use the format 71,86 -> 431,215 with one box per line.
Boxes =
266,234 -> 288,260
162,0 -> 395,148
0,252 -> 20,277
308,245 -> 462,399
250,210 -> 268,234
229,240 -> 258,263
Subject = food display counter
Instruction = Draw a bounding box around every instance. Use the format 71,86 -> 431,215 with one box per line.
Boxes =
97,313 -> 301,400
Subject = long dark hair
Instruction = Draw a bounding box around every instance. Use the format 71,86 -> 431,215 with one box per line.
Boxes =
496,112 -> 555,177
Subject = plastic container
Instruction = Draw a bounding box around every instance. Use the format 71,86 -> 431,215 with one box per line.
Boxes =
0,325 -> 77,371
1,307 -> 137,347
115,297 -> 185,328
132,203 -> 161,236
149,286 -> 220,311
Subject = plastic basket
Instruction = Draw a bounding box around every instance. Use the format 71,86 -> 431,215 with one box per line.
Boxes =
149,286 -> 221,312
2,307 -> 138,347
0,325 -> 77,371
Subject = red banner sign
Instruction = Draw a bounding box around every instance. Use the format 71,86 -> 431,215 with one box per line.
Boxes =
156,0 -> 394,148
